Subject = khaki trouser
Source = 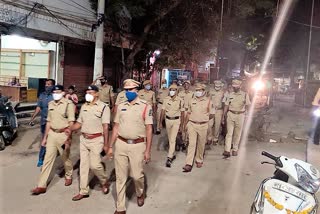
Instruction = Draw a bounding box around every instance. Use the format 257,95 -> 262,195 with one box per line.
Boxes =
182,112 -> 189,143
156,103 -> 163,131
165,118 -> 180,158
115,139 -> 145,212
207,118 -> 214,141
79,136 -> 107,195
225,112 -> 245,152
207,109 -> 223,142
185,122 -> 208,165
38,131 -> 73,188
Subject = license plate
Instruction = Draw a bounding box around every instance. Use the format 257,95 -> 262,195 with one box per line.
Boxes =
272,182 -> 307,200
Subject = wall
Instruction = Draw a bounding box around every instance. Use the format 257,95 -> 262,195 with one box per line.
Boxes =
0,0 -> 96,41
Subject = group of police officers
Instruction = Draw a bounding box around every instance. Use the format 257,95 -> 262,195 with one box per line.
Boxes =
29,76 -> 250,214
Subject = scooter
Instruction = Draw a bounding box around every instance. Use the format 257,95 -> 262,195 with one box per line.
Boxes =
250,151 -> 320,214
0,98 -> 18,150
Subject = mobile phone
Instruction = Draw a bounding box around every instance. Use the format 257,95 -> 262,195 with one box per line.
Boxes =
100,150 -> 106,157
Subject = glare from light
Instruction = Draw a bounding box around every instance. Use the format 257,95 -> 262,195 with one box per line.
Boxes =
154,50 -> 161,56
257,63 -> 261,67
252,80 -> 265,91
313,108 -> 320,117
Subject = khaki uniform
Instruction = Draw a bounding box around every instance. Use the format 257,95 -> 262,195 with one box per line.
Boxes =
98,84 -> 114,105
38,98 -> 75,188
208,89 -> 225,142
77,100 -> 110,195
178,90 -> 194,143
138,89 -> 156,105
114,98 -> 153,212
225,91 -> 251,152
115,90 -> 127,106
162,96 -> 184,158
186,96 -> 213,165
156,88 -> 169,132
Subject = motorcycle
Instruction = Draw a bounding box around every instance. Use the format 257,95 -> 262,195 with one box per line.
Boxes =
250,151 -> 320,214
0,97 -> 18,150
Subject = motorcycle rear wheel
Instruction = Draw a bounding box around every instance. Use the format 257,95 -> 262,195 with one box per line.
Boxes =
0,135 -> 5,151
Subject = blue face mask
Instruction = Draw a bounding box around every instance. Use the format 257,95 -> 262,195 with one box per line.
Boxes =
125,91 -> 138,102
145,85 -> 151,90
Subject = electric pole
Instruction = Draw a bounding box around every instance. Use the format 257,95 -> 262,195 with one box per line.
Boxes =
93,0 -> 106,80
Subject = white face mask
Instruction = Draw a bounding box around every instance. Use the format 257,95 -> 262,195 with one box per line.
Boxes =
195,91 -> 203,97
85,94 -> 94,103
162,84 -> 167,88
145,85 -> 151,90
53,93 -> 63,101
169,91 -> 176,97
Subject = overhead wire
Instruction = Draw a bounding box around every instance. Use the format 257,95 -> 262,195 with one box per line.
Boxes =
56,0 -> 96,16
69,0 -> 97,16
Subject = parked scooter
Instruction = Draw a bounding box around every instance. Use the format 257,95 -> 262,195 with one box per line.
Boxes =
0,97 -> 18,150
251,151 -> 320,214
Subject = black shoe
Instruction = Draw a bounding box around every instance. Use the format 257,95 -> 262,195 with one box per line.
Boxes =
166,158 -> 172,168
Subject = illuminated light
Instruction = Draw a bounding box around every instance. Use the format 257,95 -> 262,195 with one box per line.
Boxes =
252,80 -> 265,91
154,50 -> 161,56
313,108 -> 320,117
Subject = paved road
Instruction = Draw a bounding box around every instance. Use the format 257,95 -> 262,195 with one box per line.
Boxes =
1,99 -> 319,214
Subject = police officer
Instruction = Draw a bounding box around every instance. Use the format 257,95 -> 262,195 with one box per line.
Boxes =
222,79 -> 251,157
178,81 -> 194,148
138,80 -> 156,111
114,80 -> 131,114
30,79 -> 55,167
160,84 -> 184,167
70,85 -> 111,201
207,80 -> 225,146
107,79 -> 153,214
93,76 -> 115,108
183,83 -> 214,172
156,79 -> 169,134
31,85 -> 75,195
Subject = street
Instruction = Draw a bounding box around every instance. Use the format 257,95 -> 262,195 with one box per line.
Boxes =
1,97 -> 320,214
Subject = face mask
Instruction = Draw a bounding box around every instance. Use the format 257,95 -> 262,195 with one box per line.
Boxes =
233,87 -> 240,92
162,84 -> 167,88
53,93 -> 63,101
145,85 -> 151,90
100,81 -> 106,85
169,91 -> 176,97
45,86 -> 53,94
125,91 -> 138,102
195,91 -> 203,97
85,94 -> 94,103
215,87 -> 222,91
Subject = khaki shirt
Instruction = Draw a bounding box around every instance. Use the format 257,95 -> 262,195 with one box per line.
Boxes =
312,88 -> 320,106
209,89 -> 225,109
188,96 -> 214,122
138,89 -> 156,105
162,96 -> 184,117
98,84 -> 114,104
47,98 -> 75,129
114,98 -> 153,139
157,88 -> 169,104
225,91 -> 251,111
77,100 -> 110,134
178,90 -> 194,111
115,90 -> 127,105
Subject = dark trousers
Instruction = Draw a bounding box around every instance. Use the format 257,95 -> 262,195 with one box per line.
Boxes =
314,118 -> 320,145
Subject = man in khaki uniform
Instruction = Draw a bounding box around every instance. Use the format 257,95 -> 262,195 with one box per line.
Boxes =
70,85 -> 111,201
107,79 -> 153,214
156,79 -> 169,134
160,84 -> 184,167
93,76 -> 115,108
222,79 -> 251,157
138,80 -> 156,110
183,83 -> 214,172
207,80 -> 225,146
31,85 -> 75,195
178,81 -> 194,148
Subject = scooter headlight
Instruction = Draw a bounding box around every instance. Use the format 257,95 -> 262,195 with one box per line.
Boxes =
295,163 -> 320,194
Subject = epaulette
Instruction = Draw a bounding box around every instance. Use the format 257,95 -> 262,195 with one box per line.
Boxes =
140,99 -> 147,104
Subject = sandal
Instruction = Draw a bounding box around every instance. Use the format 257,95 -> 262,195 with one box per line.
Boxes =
195,162 -> 203,168
182,164 -> 192,173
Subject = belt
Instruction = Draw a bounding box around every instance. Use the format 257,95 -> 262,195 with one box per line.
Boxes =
158,102 -> 163,105
82,133 -> 103,139
118,136 -> 145,144
51,127 -> 68,133
166,116 -> 180,120
190,121 -> 208,125
229,110 -> 245,114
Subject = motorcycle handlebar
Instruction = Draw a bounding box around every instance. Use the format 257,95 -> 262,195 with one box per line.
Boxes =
261,151 -> 283,167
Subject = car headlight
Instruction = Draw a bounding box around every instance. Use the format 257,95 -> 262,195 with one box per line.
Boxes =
295,163 -> 320,194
